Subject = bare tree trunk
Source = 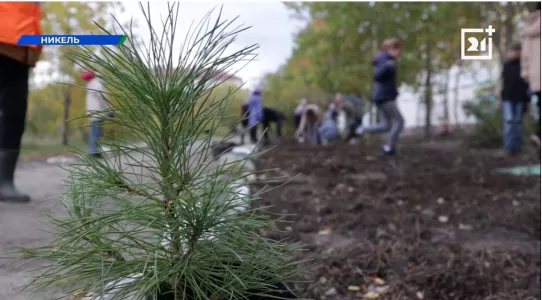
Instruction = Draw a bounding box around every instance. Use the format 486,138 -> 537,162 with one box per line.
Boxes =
453,63 -> 464,128
62,88 -> 70,145
416,98 -> 422,127
442,69 -> 451,133
368,104 -> 373,123
424,44 -> 433,139
61,18 -> 73,146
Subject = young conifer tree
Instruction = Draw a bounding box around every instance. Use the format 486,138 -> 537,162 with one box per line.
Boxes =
16,4 -> 303,299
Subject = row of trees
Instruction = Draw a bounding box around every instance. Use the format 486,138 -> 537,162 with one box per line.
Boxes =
262,2 -> 534,137
28,2 -> 252,142
27,3 -> 535,141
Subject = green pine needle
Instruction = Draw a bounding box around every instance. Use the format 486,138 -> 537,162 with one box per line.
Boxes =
11,3 -> 307,300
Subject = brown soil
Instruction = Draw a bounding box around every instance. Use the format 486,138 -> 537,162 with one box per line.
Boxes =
254,137 -> 541,300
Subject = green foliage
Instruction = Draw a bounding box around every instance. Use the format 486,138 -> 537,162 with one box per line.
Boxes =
463,97 -> 535,148
27,78 -> 88,137
265,2 -> 530,135
29,2 -> 249,139
15,4 -> 303,299
463,98 -> 503,148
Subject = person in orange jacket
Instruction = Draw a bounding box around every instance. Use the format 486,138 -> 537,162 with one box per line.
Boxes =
0,2 -> 43,203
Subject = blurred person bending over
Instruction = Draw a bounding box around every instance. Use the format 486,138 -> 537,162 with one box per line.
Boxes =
355,38 -> 404,156
344,95 -> 364,144
498,43 -> 531,155
293,98 -> 307,131
295,103 -> 322,145
521,2 -> 541,147
0,2 -> 42,203
317,102 -> 340,145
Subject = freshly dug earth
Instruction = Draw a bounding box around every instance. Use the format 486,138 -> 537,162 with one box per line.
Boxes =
254,137 -> 541,300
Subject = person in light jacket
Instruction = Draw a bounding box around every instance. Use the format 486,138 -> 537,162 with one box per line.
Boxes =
82,69 -> 110,159
247,87 -> 264,143
521,2 -> 541,147
355,38 -> 404,156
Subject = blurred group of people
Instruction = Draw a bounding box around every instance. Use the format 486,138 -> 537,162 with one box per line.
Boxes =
293,37 -> 404,156
496,3 -> 540,156
293,93 -> 361,146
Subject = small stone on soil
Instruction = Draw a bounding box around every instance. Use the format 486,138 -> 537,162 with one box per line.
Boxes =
347,285 -> 361,291
318,227 -> 332,235
438,215 -> 449,223
324,287 -> 337,296
458,223 -> 473,230
437,197 -> 445,204
421,208 -> 435,217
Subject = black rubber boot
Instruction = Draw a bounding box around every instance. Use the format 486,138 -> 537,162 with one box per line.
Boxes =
0,151 -> 30,203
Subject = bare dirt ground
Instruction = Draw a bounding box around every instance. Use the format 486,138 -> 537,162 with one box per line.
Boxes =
0,135 -> 539,300
254,136 -> 541,300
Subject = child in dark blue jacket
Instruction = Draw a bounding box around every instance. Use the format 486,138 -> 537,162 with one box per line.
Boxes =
355,38 -> 404,156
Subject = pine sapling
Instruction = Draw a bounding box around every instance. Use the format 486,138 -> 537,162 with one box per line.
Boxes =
13,4 -> 305,300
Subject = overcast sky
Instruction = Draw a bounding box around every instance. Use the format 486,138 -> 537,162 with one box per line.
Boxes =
34,2 -> 305,89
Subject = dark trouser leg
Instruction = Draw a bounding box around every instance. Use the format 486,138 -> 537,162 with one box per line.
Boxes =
239,124 -> 248,145
249,124 -> 258,143
0,54 -> 31,203
536,91 -> 541,138
346,118 -> 362,142
262,121 -> 270,144
240,110 -> 249,144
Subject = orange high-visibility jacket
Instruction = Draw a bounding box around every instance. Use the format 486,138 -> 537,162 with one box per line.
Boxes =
0,2 -> 42,66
